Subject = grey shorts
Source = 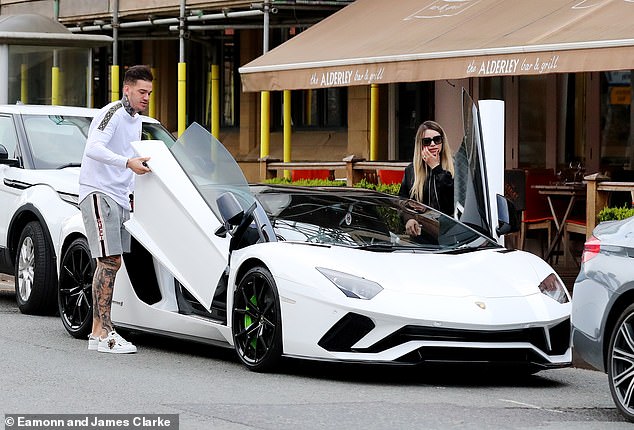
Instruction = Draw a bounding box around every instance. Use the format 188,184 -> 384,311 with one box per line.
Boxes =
79,192 -> 131,258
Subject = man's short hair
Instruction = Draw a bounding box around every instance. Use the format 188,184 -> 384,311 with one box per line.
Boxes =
123,65 -> 153,85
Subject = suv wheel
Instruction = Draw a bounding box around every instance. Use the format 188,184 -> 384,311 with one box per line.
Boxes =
15,221 -> 57,314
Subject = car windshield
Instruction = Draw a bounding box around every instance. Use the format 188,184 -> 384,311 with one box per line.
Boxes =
22,114 -> 174,169
253,186 -> 498,252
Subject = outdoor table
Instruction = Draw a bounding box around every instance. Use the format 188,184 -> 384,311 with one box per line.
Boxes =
532,182 -> 586,263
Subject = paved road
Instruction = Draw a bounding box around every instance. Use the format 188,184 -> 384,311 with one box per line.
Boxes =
0,286 -> 631,430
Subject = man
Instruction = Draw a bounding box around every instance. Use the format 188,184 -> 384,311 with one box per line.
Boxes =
79,65 -> 153,353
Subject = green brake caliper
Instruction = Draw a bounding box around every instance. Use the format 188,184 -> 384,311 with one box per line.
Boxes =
245,294 -> 257,348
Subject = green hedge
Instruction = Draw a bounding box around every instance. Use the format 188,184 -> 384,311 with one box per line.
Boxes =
262,177 -> 402,195
598,205 -> 634,222
352,179 -> 401,195
263,177 -> 345,187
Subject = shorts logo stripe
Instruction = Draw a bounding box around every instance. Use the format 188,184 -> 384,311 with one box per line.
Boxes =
92,194 -> 107,257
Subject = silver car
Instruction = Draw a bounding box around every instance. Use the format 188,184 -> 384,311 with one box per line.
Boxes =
571,215 -> 634,421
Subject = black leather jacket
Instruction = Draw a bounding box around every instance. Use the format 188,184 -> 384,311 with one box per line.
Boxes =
399,163 -> 454,216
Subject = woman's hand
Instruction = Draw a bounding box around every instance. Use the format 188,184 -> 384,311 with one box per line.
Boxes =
422,147 -> 440,169
405,218 -> 421,236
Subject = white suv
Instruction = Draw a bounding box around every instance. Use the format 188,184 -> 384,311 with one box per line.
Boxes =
0,104 -> 173,314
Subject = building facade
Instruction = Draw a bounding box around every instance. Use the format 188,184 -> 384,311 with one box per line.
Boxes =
1,0 -> 632,184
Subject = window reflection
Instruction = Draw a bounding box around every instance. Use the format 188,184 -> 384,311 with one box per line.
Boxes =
600,71 -> 632,170
518,76 -> 547,168
8,46 -> 90,106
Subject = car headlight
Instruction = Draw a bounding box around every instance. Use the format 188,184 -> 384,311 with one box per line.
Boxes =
538,273 -> 569,304
316,267 -> 383,300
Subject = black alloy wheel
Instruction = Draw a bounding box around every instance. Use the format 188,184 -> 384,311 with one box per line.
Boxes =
15,221 -> 57,314
232,266 -> 282,372
58,237 -> 95,339
607,303 -> 634,422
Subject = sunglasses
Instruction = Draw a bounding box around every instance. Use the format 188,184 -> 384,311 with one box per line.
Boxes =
422,135 -> 443,146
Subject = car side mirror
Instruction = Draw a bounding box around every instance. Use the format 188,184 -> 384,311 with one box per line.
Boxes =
0,144 -> 19,167
496,194 -> 520,236
216,192 -> 244,233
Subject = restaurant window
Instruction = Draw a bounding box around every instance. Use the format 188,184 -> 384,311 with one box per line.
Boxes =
479,77 -> 504,100
557,73 -> 586,173
600,71 -> 632,170
271,88 -> 347,130
518,76 -> 547,168
221,31 -> 239,127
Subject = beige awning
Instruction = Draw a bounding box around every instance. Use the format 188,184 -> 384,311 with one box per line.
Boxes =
240,0 -> 634,91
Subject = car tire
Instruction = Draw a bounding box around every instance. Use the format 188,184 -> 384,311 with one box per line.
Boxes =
58,237 -> 95,339
232,266 -> 282,372
14,221 -> 57,315
607,303 -> 634,422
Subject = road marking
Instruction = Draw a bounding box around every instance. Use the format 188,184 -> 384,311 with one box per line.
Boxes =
499,399 -> 564,414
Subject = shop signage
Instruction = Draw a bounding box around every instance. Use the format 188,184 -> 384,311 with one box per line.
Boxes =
466,54 -> 560,76
309,67 -> 385,87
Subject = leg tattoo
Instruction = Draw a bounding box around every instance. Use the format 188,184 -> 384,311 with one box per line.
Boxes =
92,255 -> 121,337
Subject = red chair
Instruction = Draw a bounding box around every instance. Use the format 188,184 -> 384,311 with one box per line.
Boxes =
377,169 -> 405,185
519,169 -> 558,256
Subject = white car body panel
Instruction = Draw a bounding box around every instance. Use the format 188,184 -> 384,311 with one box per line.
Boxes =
111,260 -> 233,345
227,242 -> 570,361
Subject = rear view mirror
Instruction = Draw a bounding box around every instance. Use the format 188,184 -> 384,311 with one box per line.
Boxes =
496,194 -> 520,236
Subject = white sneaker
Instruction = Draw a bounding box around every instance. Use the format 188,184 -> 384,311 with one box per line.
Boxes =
88,334 -> 99,351
97,331 -> 137,354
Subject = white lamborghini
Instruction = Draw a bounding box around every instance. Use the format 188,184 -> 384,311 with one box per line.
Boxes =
55,94 -> 572,372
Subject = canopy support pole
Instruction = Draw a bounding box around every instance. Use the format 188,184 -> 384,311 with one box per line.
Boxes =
260,0 -> 271,158
177,0 -> 186,136
283,89 -> 292,179
370,83 -> 379,161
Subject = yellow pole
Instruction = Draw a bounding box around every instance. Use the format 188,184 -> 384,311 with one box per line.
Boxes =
178,62 -> 187,137
211,64 -> 220,138
149,67 -> 157,118
260,91 -> 270,158
283,90 -> 291,179
111,65 -> 119,102
370,83 -> 379,161
51,66 -> 60,105
205,70 -> 212,126
59,69 -> 65,105
20,64 -> 27,103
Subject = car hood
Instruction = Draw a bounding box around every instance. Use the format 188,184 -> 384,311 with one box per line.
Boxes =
8,167 -> 79,195
265,243 -> 552,299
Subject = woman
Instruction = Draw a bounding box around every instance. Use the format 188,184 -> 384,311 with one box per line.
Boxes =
399,120 -> 455,234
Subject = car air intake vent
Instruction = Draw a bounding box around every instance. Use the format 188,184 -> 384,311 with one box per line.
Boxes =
395,346 -> 550,367
548,318 -> 571,355
318,313 -> 375,352
365,325 -> 550,354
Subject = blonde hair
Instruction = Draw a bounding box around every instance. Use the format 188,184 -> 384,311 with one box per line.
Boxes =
410,120 -> 455,202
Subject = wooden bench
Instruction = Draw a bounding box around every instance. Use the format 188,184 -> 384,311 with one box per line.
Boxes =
585,173 -> 634,237
260,155 -> 408,186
